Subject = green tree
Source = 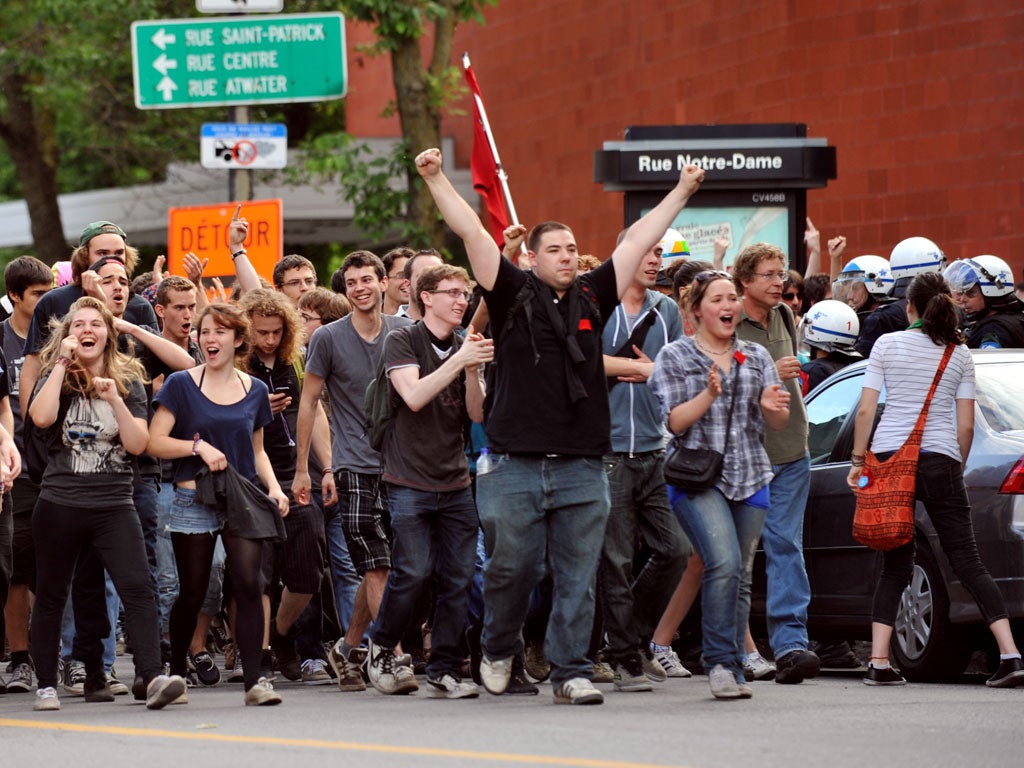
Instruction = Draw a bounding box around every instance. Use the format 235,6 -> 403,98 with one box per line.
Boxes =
293,0 -> 495,249
0,0 -> 217,264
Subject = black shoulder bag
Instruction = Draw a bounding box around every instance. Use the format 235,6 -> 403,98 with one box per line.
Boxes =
663,362 -> 739,493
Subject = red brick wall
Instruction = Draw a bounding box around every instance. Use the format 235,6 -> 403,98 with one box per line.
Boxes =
344,1 -> 1024,276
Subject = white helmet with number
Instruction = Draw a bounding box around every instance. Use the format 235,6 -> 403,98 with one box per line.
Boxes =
802,300 -> 860,352
942,255 -> 1015,298
833,255 -> 894,302
889,237 -> 946,280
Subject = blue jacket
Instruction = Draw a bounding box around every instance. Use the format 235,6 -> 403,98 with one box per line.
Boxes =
602,290 -> 683,454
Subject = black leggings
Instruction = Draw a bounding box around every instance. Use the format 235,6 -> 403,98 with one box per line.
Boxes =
169,530 -> 266,690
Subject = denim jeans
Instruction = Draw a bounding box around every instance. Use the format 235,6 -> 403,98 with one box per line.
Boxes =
763,452 -> 812,658
671,488 -> 766,679
600,451 -> 689,661
477,455 -> 610,685
155,482 -> 179,634
872,452 -> 1009,625
318,492 -> 360,633
134,474 -> 161,587
371,485 -> 478,679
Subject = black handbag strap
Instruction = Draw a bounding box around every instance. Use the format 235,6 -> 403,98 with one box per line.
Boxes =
692,356 -> 740,453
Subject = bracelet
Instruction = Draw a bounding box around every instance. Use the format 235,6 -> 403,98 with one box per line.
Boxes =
54,355 -> 73,368
192,433 -> 203,456
850,459 -> 865,467
322,466 -> 333,475
231,249 -> 247,261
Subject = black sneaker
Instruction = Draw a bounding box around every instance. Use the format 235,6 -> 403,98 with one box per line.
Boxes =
863,665 -> 906,686
189,651 -> 221,687
774,649 -> 821,685
985,657 -> 1024,688
506,654 -> 538,696
270,626 -> 301,682
83,673 -> 115,703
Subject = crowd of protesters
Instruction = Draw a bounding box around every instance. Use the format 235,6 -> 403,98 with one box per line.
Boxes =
1,151 -> 1022,716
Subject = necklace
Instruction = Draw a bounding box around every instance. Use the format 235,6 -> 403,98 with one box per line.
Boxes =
695,334 -> 734,356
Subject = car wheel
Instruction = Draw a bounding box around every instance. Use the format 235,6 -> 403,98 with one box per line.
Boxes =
890,542 -> 970,682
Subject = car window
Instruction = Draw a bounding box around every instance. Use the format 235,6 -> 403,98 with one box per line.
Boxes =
806,371 -> 866,465
975,362 -> 1024,432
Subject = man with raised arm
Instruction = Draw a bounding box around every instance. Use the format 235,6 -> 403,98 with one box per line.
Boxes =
414,147 -> 703,705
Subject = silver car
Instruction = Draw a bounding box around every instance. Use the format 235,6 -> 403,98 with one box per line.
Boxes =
750,348 -> 1024,681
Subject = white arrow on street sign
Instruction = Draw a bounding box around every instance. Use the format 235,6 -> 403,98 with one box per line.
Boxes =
196,0 -> 284,12
158,77 -> 178,101
152,28 -> 176,50
153,53 -> 177,76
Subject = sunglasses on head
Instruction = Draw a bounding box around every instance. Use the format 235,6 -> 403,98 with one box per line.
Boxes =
692,269 -> 732,285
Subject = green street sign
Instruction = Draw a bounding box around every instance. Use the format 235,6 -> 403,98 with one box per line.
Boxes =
131,13 -> 346,109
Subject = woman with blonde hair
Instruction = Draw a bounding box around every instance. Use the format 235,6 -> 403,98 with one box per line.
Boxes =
28,296 -> 186,711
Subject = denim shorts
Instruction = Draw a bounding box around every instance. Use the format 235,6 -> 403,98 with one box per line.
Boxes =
167,486 -> 223,535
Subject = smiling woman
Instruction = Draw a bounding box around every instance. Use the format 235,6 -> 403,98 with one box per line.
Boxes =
27,296 -> 187,712
649,271 -> 791,700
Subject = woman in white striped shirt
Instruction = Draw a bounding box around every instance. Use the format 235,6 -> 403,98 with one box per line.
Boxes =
847,271 -> 1024,688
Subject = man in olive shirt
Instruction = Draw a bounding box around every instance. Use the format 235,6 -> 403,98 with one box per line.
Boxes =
735,243 -> 819,685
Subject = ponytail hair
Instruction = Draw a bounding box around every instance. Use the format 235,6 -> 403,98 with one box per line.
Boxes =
907,272 -> 964,346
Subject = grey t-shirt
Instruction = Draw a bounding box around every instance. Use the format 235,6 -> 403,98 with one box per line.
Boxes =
37,377 -> 148,509
305,313 -> 412,474
381,323 -> 470,492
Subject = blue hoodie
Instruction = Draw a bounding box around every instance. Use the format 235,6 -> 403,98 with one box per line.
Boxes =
602,290 -> 683,454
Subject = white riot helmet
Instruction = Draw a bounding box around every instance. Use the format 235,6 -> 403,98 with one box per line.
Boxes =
802,300 -> 861,352
943,255 -> 1015,298
889,237 -> 946,281
832,255 -> 894,305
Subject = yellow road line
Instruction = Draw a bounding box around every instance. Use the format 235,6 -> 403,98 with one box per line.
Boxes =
0,719 -> 684,768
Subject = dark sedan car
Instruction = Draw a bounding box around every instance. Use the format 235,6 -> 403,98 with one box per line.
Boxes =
751,348 -> 1024,681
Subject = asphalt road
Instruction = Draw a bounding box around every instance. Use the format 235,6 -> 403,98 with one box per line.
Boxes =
0,669 -> 1018,768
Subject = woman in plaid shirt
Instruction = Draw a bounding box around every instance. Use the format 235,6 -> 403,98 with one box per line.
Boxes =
650,270 -> 790,700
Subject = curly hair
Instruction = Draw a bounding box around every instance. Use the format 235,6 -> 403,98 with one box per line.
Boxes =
238,288 -> 303,365
38,297 -> 147,397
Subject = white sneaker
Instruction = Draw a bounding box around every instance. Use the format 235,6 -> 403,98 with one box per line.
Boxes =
742,651 -> 777,681
366,638 -> 418,695
426,673 -> 480,699
479,656 -> 512,695
107,671 -> 130,696
146,675 -> 188,710
34,686 -> 60,711
650,644 -> 692,678
553,677 -> 604,705
708,664 -> 742,699
244,676 -> 282,706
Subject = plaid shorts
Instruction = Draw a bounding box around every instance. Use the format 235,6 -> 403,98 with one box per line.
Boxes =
335,469 -> 391,575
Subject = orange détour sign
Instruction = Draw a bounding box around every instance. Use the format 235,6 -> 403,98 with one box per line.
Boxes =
167,199 -> 283,283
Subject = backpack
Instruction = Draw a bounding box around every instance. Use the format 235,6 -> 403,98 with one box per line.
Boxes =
363,324 -> 426,453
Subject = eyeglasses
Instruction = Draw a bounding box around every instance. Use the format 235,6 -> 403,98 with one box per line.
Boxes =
429,288 -> 471,301
692,270 -> 732,285
754,271 -> 788,282
281,277 -> 316,289
388,272 -> 408,282
300,313 -> 322,324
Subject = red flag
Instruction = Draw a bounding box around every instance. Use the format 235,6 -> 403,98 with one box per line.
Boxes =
463,57 -> 509,246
